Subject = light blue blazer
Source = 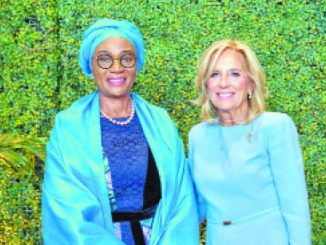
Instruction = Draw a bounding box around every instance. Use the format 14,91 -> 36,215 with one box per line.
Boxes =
42,91 -> 199,245
188,112 -> 311,245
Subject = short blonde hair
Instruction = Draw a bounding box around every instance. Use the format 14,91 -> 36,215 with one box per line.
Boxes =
195,39 -> 268,124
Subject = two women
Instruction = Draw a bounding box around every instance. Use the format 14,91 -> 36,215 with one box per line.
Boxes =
188,39 -> 311,244
42,17 -> 311,245
42,19 -> 199,245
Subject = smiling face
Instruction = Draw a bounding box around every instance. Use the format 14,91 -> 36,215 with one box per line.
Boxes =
207,48 -> 254,120
92,37 -> 137,100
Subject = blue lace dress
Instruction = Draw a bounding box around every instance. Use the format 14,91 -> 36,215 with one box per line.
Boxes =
101,112 -> 161,245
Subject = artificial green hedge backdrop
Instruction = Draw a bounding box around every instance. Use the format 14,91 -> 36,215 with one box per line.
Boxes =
0,0 -> 325,244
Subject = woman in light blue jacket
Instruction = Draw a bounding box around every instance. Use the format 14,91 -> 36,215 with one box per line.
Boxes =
188,39 -> 311,244
42,18 -> 199,245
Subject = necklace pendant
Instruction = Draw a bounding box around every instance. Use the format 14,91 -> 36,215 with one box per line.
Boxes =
246,132 -> 253,144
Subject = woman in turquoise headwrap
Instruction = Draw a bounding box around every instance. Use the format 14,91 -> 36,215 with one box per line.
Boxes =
42,18 -> 199,245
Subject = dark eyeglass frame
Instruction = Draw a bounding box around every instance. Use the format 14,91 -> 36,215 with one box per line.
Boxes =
96,52 -> 136,69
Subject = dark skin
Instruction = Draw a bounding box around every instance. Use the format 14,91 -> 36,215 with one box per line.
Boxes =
92,37 -> 137,118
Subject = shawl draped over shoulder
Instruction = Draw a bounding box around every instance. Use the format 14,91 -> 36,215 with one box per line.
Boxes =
42,91 -> 199,245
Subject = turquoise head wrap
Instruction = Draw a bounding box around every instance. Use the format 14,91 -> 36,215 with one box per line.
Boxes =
79,18 -> 145,76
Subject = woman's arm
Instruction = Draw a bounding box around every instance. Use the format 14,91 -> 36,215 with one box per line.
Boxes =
42,122 -> 123,245
187,130 -> 207,223
267,113 -> 311,244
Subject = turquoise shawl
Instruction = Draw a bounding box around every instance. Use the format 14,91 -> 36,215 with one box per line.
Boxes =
42,91 -> 199,244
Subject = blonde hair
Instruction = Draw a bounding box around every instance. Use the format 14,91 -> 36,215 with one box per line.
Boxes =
195,39 -> 268,124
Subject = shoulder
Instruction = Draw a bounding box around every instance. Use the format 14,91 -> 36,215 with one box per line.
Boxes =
132,93 -> 183,152
132,93 -> 167,113
189,121 -> 209,136
189,121 -> 216,141
257,112 -> 295,128
255,112 -> 298,141
54,92 -> 97,125
133,92 -> 173,124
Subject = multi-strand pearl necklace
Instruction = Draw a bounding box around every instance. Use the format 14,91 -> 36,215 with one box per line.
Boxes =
100,100 -> 135,126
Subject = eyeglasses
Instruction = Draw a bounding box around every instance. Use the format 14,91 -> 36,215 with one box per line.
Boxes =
96,52 -> 136,69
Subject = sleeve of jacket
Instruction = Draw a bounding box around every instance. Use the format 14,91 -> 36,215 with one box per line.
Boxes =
267,113 -> 311,245
42,118 -> 124,245
187,129 -> 207,223
158,114 -> 200,244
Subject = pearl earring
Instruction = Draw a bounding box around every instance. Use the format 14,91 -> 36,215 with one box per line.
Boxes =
248,91 -> 253,100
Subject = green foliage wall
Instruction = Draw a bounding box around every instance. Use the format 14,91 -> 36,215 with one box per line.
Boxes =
0,0 -> 325,244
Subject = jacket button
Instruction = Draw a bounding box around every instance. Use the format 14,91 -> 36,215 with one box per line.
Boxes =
223,220 -> 232,225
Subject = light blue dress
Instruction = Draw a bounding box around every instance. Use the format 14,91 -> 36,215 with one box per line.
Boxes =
188,112 -> 311,245
42,91 -> 199,245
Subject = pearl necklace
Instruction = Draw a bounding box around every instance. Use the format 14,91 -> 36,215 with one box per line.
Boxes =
100,100 -> 135,126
